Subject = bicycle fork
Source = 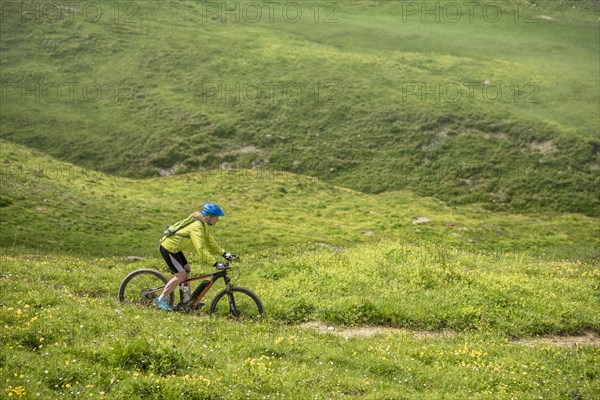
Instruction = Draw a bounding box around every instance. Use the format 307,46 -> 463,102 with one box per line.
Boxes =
223,275 -> 239,317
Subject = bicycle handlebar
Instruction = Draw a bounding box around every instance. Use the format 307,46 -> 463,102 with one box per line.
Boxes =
216,254 -> 239,270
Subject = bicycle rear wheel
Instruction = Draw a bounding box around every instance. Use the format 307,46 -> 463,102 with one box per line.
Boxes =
118,269 -> 174,307
209,287 -> 264,321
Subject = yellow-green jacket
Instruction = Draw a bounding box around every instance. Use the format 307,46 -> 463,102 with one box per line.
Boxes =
160,219 -> 224,266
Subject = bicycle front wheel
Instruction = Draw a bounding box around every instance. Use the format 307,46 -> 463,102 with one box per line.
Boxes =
209,287 -> 264,321
118,269 -> 174,307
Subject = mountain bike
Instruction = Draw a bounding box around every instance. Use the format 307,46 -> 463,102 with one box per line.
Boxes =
118,255 -> 263,320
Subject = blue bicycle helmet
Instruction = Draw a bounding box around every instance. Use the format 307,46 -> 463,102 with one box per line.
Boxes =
201,202 -> 225,217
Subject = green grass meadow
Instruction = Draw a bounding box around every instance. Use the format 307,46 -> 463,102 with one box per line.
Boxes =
1,245 -> 599,399
1,0 -> 599,399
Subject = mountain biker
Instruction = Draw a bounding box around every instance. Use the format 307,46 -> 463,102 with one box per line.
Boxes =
155,202 -> 232,311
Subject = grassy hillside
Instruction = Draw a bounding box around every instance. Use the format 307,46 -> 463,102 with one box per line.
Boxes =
1,2 -> 599,398
1,0 -> 598,215
2,140 -> 599,261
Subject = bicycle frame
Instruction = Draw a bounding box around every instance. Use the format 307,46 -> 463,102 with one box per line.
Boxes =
139,268 -> 231,309
181,269 -> 230,308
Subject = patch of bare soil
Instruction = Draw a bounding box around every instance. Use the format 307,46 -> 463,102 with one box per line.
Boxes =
529,140 -> 558,156
512,332 -> 600,348
299,322 -> 457,339
299,322 -> 600,347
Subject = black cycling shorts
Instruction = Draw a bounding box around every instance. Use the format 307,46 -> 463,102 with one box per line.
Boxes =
159,245 -> 189,274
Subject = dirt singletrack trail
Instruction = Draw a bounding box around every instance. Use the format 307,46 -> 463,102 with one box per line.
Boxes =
299,321 -> 600,347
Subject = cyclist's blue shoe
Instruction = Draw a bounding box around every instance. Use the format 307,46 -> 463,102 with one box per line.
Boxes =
155,298 -> 173,312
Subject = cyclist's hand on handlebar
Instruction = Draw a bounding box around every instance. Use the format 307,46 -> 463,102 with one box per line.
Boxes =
214,262 -> 227,270
222,252 -> 238,261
